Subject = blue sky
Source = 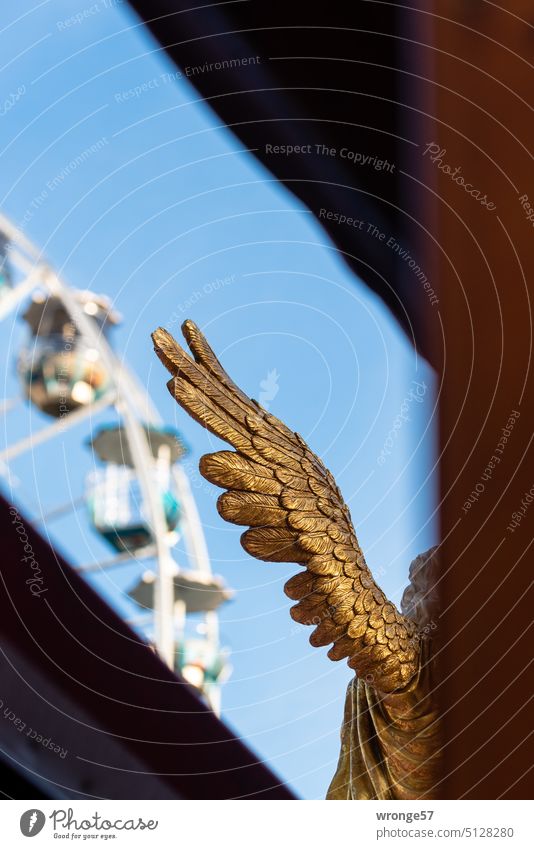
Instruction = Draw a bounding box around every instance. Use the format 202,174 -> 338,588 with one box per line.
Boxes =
0,0 -> 438,799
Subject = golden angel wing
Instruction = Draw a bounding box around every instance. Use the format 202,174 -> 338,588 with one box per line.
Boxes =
152,320 -> 419,692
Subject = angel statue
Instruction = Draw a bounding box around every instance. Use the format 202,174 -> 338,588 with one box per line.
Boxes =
152,320 -> 442,800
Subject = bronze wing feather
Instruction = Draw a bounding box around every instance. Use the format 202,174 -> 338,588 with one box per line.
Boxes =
152,320 -> 419,692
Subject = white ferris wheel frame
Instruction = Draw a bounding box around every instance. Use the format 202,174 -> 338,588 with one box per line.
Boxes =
0,211 -> 224,711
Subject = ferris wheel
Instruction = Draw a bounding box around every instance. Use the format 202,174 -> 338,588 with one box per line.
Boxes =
0,211 -> 232,715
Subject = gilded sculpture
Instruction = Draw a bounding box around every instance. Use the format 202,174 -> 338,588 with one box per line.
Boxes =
152,320 -> 442,799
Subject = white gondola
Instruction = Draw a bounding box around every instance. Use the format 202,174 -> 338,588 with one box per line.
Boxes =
86,424 -> 185,553
129,569 -> 232,703
129,568 -> 233,613
18,290 -> 119,418
178,637 -> 231,706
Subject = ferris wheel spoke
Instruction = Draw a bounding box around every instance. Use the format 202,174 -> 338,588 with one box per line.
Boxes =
0,389 -> 116,463
0,396 -> 21,416
35,493 -> 87,524
76,543 -> 158,573
0,265 -> 44,321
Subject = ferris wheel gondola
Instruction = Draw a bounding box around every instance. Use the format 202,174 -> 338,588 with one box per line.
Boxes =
0,211 -> 232,713
18,289 -> 118,417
